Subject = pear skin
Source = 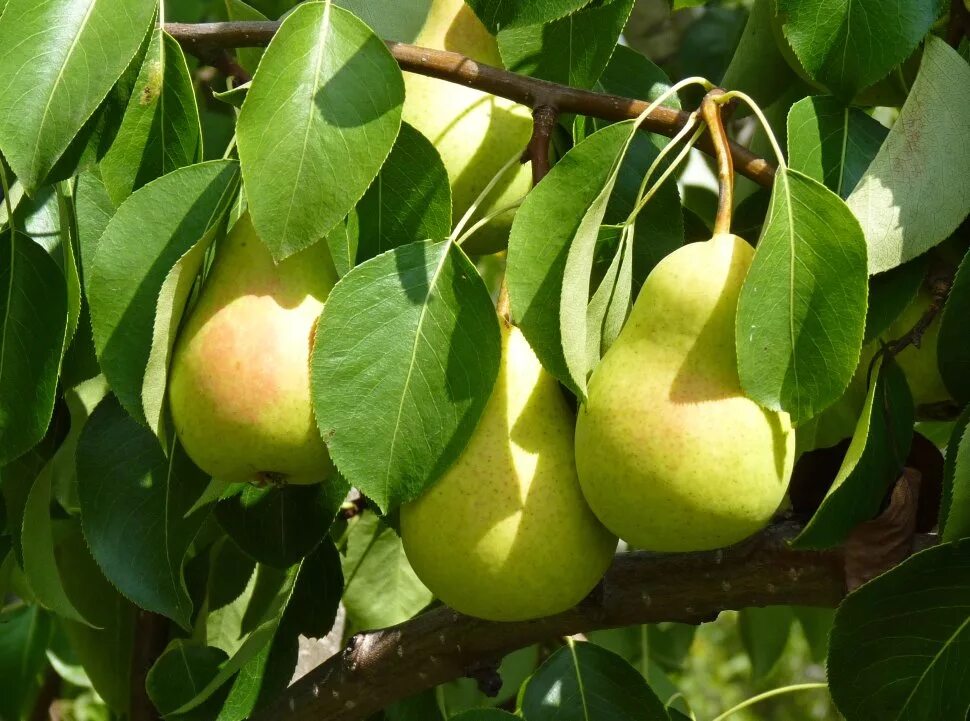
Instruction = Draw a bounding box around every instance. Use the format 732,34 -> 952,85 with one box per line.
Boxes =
401,322 -> 617,621
884,289 -> 949,406
403,0 -> 532,255
168,213 -> 337,486
575,234 -> 795,552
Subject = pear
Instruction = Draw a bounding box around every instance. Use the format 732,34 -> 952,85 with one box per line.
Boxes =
402,0 -> 533,255
884,289 -> 949,405
168,213 -> 337,486
575,234 -> 795,552
400,321 -> 617,621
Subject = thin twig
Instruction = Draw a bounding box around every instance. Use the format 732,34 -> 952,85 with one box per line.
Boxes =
162,22 -> 776,188
887,271 -> 954,358
527,105 -> 559,185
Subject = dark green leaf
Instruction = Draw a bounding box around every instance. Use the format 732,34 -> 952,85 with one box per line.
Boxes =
450,711 -> 518,721
312,240 -> 501,511
519,640 -> 668,721
793,357 -> 914,548
498,0 -> 635,90
383,690 -> 445,721
100,30 -> 203,205
0,606 -> 53,721
792,606 -> 834,663
466,0 -> 592,32
941,408 -> 970,542
75,170 -> 116,276
147,641 -> 229,715
738,606 -> 793,681
0,229 -> 68,464
737,167 -> 868,423
677,7 -> 746,88
721,0 -> 799,110
847,38 -> 970,274
828,540 -> 970,721
87,160 -> 239,424
76,395 -> 211,627
938,249 -> 970,404
237,2 -> 404,260
864,257 -> 927,344
776,0 -> 944,99
787,96 -> 887,199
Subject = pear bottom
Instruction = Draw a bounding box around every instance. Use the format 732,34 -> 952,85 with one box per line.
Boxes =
401,325 -> 616,622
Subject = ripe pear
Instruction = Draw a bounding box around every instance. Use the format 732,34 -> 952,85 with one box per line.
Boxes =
400,321 -> 617,621
575,234 -> 795,552
168,213 -> 337,486
884,289 -> 949,406
402,0 -> 533,255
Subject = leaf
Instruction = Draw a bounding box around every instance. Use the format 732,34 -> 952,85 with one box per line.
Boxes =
466,0 -> 592,32
0,606 -> 53,721
792,606 -> 834,663
326,211 -> 359,279
87,160 -> 239,424
355,122 -> 452,264
941,408 -> 970,542
100,30 -> 203,205
0,229 -> 69,464
312,240 -> 501,511
736,166 -> 868,423
787,96 -> 888,199
498,0 -> 635,90
75,170 -> 116,277
450,711 -> 518,721
147,641 -> 230,716
0,0 -> 157,190
237,2 -> 404,260
225,0 -> 269,74
738,606 -> 793,681
341,512 -> 432,630
519,640 -> 669,721
76,395 -> 211,628
938,249 -> 970,404
776,0 -> 945,99
793,356 -> 914,549
847,37 -> 970,274
828,540 -> 970,721
214,480 -> 346,569
864,257 -> 927,344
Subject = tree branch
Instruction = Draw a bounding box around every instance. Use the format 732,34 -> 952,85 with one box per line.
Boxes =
249,522 -> 934,721
130,611 -> 170,721
163,21 -> 776,188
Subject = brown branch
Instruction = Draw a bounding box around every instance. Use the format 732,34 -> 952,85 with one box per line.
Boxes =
28,668 -> 60,721
249,522 -> 934,721
130,611 -> 170,721
162,21 -> 776,188
527,105 -> 558,186
887,270 -> 954,358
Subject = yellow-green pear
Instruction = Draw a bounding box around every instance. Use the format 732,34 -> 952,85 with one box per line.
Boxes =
884,289 -> 949,405
401,321 -> 617,621
403,0 -> 532,255
575,234 -> 795,552
168,213 -> 337,486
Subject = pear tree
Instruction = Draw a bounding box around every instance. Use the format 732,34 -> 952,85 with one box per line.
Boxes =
0,1 -> 969,720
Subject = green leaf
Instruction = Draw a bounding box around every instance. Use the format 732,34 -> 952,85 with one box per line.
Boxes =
792,606 -> 834,663
863,257 -> 927,344
0,606 -> 53,721
214,480 -> 346,569
147,641 -> 230,716
519,640 -> 669,721
776,0 -> 944,99
787,96 -> 887,199
938,249 -> 970,404
0,229 -> 69,464
87,160 -> 239,424
847,37 -> 970,274
237,2 -> 404,260
793,356 -> 914,549
355,122 -> 452,264
341,511 -> 432,630
941,408 -> 970,542
466,0 -> 592,32
383,691 -> 445,721
327,211 -> 359,279
75,170 -> 116,277
737,167 -> 868,423
0,0 -> 157,191
312,240 -> 501,511
225,0 -> 269,74
450,711 -> 518,721
498,0 -> 634,90
738,606 -> 793,681
100,30 -> 203,205
76,395 -> 211,628
828,540 -> 970,721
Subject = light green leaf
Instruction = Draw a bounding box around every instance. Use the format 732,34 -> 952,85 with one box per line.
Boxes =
100,30 -> 203,205
938,249 -> 970,404
828,540 -> 970,721
847,37 -> 970,274
75,170 -> 116,279
0,0 -> 157,190
941,408 -> 970,542
737,166 -> 868,423
312,240 -> 501,511
466,0 -> 593,32
237,2 -> 404,260
88,160 -> 239,424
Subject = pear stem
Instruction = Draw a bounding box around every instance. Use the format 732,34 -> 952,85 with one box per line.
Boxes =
701,89 -> 734,236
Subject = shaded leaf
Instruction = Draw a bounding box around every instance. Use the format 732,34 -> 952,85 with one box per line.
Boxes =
864,257 -> 927,344
721,0 -> 799,110
0,606 -> 53,721
938,249 -> 970,404
466,0 -> 592,32
941,408 -> 970,542
147,641 -> 229,716
739,606 -> 793,681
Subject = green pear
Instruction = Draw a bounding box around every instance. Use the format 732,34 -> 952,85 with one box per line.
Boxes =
884,288 -> 949,405
403,0 -> 533,255
401,321 -> 617,621
168,213 -> 337,486
575,234 -> 795,552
